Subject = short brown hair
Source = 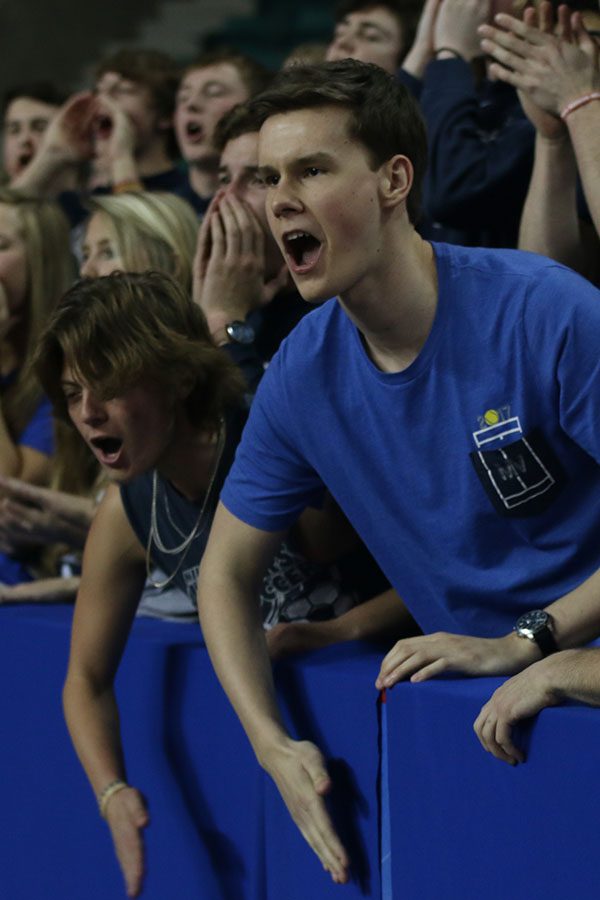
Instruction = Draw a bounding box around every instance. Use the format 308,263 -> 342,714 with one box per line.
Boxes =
213,101 -> 261,155
34,271 -> 244,430
183,50 -> 273,100
95,48 -> 180,120
246,59 -> 427,224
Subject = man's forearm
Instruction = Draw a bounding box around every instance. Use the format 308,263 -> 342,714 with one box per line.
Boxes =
544,564 -> 600,650
197,566 -> 290,762
518,133 -> 584,270
567,104 -> 600,241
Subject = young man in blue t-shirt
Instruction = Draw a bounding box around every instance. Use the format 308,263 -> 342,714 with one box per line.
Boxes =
197,59 -> 600,882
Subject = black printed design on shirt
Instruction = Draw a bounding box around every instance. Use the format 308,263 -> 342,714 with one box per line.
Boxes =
470,426 -> 566,518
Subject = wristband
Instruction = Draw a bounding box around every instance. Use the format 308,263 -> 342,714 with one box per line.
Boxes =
112,179 -> 143,195
434,47 -> 464,60
98,779 -> 128,818
560,92 -> 600,121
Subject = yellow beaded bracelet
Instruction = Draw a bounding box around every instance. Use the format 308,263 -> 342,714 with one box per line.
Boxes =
98,779 -> 128,818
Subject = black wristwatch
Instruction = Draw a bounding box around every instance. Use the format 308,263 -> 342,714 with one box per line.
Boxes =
514,609 -> 558,657
225,320 -> 256,345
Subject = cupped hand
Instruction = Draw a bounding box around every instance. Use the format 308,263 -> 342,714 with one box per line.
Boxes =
193,192 -> 270,334
40,91 -> 97,164
434,0 -> 491,60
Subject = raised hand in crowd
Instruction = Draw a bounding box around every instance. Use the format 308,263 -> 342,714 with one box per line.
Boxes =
0,475 -> 94,553
398,0 -> 444,78
480,3 -> 599,120
479,1 -> 600,275
91,85 -> 142,190
192,190 -> 286,343
10,91 -> 96,196
433,0 -> 491,61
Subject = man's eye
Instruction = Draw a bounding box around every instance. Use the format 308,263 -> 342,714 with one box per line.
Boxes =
205,84 -> 227,98
218,173 -> 231,185
264,174 -> 280,187
303,167 -> 322,178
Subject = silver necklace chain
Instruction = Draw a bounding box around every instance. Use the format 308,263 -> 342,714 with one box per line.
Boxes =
145,422 -> 225,590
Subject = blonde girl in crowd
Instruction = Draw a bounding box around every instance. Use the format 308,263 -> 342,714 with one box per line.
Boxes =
0,187 -> 73,585
0,191 -> 198,601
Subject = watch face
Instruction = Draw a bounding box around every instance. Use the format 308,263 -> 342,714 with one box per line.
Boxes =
516,609 -> 549,637
226,320 -> 255,345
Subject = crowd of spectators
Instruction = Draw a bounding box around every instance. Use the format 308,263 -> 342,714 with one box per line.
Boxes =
1,0 -> 600,894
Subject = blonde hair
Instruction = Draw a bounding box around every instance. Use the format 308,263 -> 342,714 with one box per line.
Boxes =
88,192 -> 198,292
0,188 -> 74,439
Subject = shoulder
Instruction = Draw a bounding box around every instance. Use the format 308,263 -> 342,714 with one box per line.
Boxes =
437,242 -> 598,297
87,483 -> 145,564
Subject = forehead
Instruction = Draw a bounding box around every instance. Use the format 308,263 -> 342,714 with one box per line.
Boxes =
221,131 -> 259,169
84,210 -> 117,242
180,63 -> 248,95
258,106 -> 359,166
340,5 -> 402,39
95,71 -> 146,92
4,96 -> 58,122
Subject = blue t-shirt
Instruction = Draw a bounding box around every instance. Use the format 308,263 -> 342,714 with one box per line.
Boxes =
221,242 -> 600,637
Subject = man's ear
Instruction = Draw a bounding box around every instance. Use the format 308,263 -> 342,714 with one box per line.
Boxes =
379,154 -> 413,210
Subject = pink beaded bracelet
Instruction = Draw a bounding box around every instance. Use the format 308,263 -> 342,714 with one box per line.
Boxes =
560,92 -> 600,121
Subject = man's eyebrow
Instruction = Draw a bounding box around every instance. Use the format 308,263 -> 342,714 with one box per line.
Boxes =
219,165 -> 259,175
258,153 -> 334,177
257,164 -> 277,179
358,19 -> 394,38
295,152 -> 335,167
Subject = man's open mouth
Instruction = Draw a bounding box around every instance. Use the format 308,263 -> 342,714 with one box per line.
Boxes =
94,115 -> 113,140
283,231 -> 322,273
90,436 -> 123,463
185,121 -> 204,142
17,151 -> 33,171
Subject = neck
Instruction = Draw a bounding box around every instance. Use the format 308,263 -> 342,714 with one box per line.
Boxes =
188,158 -> 220,200
135,140 -> 174,179
339,229 -> 438,374
157,416 -> 223,502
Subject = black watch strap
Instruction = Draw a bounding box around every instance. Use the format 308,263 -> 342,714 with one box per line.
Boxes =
533,626 -> 558,657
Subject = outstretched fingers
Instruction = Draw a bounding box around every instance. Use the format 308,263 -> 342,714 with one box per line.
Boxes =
273,741 -> 349,884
